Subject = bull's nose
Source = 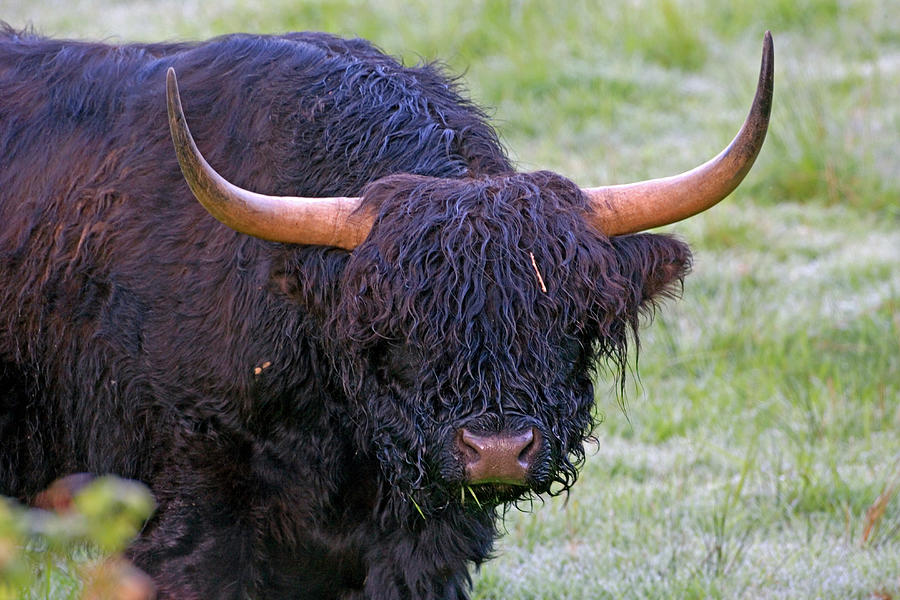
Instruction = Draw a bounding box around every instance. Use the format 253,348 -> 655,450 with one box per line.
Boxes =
456,427 -> 541,485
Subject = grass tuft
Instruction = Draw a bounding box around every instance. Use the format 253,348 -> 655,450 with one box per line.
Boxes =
623,0 -> 708,71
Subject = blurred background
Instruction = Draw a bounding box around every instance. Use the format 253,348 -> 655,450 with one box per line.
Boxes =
1,1 -> 898,598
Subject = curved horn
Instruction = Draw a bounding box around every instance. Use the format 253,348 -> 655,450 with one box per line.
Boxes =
583,31 -> 774,236
165,68 -> 372,250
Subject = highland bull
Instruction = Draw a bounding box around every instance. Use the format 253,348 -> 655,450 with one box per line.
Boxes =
0,24 -> 773,599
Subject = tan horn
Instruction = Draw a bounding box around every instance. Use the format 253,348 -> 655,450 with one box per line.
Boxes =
165,68 -> 372,250
583,31 -> 774,236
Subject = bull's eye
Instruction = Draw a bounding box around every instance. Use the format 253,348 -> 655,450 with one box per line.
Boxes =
373,343 -> 420,388
558,335 -> 590,383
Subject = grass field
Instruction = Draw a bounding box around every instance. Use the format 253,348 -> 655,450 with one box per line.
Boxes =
2,0 -> 899,598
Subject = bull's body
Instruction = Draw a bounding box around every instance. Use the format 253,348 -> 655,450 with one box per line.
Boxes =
2,29 -> 509,599
0,24 -> 764,599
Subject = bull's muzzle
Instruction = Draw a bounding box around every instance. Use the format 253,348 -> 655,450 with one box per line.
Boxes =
456,427 -> 541,486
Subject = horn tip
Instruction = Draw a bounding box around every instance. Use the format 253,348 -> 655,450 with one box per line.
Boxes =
165,67 -> 184,123
165,68 -> 179,101
753,30 -> 774,119
762,32 -> 774,72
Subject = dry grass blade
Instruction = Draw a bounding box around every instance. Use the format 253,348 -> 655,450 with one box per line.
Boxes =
861,462 -> 900,545
529,252 -> 547,293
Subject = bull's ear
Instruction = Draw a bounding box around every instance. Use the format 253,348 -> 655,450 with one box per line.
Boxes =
268,249 -> 350,320
610,233 -> 692,316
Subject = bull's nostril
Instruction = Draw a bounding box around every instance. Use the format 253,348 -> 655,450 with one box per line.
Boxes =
517,427 -> 540,468
457,429 -> 481,462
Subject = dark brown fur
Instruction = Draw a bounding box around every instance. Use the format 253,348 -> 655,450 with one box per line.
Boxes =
0,26 -> 690,599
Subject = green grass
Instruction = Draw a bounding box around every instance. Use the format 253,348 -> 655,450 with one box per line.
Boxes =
2,0 -> 899,597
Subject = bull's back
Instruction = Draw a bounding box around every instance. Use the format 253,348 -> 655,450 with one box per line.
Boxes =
0,29 -> 166,357
0,30 -> 215,497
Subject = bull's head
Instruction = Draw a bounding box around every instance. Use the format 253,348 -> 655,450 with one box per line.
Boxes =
164,34 -> 773,515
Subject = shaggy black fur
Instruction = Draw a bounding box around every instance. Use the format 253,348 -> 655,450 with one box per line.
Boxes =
0,25 -> 691,599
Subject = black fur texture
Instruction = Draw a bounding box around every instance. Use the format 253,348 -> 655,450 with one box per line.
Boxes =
0,26 -> 691,599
